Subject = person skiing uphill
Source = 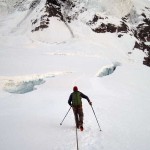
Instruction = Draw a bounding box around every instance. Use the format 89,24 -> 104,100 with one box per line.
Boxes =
68,86 -> 92,131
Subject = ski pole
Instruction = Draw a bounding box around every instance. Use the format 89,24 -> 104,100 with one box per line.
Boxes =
91,105 -> 102,131
60,107 -> 71,125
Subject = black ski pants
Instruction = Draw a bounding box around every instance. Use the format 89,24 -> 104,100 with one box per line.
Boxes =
72,105 -> 84,127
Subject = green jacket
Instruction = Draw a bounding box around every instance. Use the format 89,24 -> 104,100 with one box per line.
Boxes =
68,91 -> 90,106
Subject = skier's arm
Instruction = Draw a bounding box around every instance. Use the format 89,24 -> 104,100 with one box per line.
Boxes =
68,94 -> 72,106
80,92 -> 92,105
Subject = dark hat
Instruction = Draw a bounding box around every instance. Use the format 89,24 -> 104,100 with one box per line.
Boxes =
73,86 -> 78,91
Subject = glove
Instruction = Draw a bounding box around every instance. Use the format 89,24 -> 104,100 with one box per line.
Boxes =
89,101 -> 92,106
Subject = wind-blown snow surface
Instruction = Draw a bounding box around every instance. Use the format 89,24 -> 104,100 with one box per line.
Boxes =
0,0 -> 150,150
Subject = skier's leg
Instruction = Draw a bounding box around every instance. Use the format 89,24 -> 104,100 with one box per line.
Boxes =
73,107 -> 79,128
78,107 -> 84,127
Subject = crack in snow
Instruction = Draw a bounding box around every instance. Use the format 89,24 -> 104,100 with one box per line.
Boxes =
96,62 -> 121,77
0,71 -> 71,94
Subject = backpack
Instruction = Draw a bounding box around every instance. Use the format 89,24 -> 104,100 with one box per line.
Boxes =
72,91 -> 82,106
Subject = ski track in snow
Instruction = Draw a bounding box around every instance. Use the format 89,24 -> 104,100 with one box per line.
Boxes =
46,52 -> 101,58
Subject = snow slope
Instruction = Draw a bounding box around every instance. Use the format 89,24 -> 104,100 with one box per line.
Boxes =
0,0 -> 150,150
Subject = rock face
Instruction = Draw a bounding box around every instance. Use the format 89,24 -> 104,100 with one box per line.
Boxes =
31,0 -> 63,32
87,14 -> 130,34
87,10 -> 150,67
133,11 -> 150,67
31,0 -> 86,37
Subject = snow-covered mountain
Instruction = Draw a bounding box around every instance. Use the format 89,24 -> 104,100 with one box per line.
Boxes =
0,0 -> 150,150
0,0 -> 149,66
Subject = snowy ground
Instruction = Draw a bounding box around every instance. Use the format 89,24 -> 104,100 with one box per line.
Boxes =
0,1 -> 150,150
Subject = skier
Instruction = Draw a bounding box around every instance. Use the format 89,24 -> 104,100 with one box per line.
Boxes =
68,86 -> 92,131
